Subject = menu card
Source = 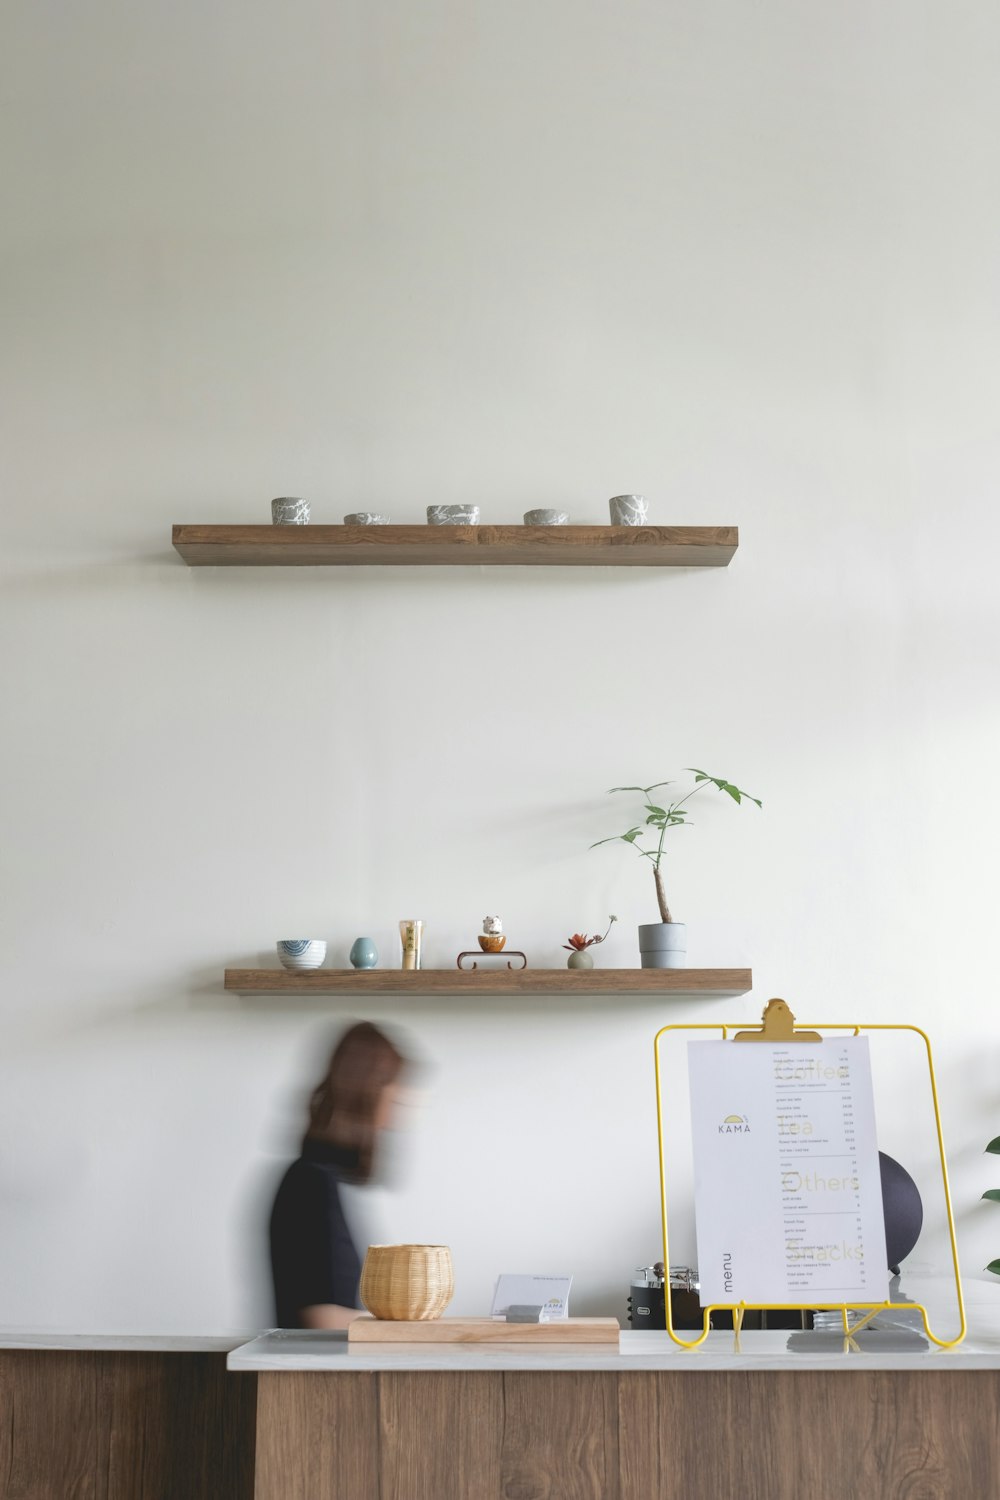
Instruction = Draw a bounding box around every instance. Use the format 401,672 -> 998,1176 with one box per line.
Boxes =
491,1274 -> 572,1321
687,1038 -> 888,1307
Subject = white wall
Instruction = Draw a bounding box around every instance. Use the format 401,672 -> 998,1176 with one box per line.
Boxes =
2,0 -> 999,1332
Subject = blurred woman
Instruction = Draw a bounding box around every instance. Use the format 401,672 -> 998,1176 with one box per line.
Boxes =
269,1021 -> 407,1329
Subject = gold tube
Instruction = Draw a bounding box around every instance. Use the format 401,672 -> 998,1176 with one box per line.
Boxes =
399,919 -> 423,971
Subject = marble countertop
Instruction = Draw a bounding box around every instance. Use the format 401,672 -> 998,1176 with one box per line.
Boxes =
5,1278 -> 994,1370
228,1276 -> 997,1373
226,1323 -> 1000,1372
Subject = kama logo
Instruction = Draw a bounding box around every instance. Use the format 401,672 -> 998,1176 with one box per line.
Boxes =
718,1113 -> 750,1135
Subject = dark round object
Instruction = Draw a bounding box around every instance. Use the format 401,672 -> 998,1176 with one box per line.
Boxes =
879,1151 -> 923,1271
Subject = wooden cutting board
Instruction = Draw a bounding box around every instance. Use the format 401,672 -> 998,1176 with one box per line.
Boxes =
348,1316 -> 620,1344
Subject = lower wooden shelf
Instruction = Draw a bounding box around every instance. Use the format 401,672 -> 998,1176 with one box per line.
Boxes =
224,967 -> 752,997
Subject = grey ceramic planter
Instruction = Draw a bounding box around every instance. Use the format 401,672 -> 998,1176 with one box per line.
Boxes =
638,922 -> 687,969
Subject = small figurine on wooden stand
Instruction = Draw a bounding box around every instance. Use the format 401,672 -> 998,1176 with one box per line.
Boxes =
457,916 -> 527,971
479,914 -> 506,953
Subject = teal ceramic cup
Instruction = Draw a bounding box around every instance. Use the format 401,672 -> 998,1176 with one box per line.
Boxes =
350,937 -> 379,970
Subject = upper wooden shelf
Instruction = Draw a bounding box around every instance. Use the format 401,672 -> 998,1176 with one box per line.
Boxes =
224,967 -> 752,997
172,524 -> 738,568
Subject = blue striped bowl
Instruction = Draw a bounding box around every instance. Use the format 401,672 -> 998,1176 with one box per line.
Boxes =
277,939 -> 327,970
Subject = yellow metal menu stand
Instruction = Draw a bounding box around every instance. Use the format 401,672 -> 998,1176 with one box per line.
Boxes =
655,999 -> 966,1350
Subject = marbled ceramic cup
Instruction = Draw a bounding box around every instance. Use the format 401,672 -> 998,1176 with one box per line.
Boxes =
427,505 -> 480,525
609,494 -> 648,526
277,939 -> 327,970
271,497 -> 310,525
344,513 -> 389,525
483,915 -> 503,935
523,509 -> 569,525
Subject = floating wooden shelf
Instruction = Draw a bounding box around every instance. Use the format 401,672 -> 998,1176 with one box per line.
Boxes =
224,967 -> 752,997
173,524 -> 738,568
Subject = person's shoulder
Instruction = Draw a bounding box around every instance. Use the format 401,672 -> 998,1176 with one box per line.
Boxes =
272,1157 -> 338,1234
274,1155 -> 331,1202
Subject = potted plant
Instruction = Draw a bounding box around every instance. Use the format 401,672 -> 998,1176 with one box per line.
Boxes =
591,769 -> 760,968
563,916 -> 617,970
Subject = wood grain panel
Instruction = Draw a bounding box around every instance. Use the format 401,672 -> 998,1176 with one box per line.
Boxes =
172,524 -> 739,568
0,1351 -> 255,1500
102,1354 -> 257,1500
377,1373 -> 503,1500
224,967 -> 753,997
253,1372 -> 377,1500
619,1371 -> 1000,1500
0,1350 -> 104,1499
502,1372 -> 620,1500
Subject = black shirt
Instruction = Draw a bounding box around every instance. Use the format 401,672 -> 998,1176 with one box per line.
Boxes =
268,1139 -> 362,1328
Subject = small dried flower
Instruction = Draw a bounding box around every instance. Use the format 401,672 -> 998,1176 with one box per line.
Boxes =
562,915 -> 617,952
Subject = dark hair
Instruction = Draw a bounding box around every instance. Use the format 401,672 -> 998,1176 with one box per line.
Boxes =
305,1022 -> 406,1182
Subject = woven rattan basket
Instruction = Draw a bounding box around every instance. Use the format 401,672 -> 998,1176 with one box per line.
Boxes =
359,1244 -> 455,1321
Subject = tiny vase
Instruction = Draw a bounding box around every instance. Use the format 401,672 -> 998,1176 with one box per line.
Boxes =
567,950 -> 594,970
350,937 -> 379,970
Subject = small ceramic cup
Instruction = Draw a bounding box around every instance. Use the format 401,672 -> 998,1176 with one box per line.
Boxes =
427,505 -> 480,525
349,937 -> 379,969
483,915 -> 503,935
272,497 -> 310,525
277,939 -> 327,970
523,509 -> 569,526
344,513 -> 390,525
609,494 -> 648,526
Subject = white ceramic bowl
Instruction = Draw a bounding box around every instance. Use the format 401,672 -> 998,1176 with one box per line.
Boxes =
524,508 -> 569,525
427,505 -> 480,525
277,939 -> 327,970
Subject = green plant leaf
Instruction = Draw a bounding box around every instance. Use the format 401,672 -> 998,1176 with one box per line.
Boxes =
645,805 -> 666,817
983,1190 -> 1000,1203
986,1260 -> 1000,1276
608,786 -> 647,794
986,1136 -> 1000,1155
683,769 -> 761,808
